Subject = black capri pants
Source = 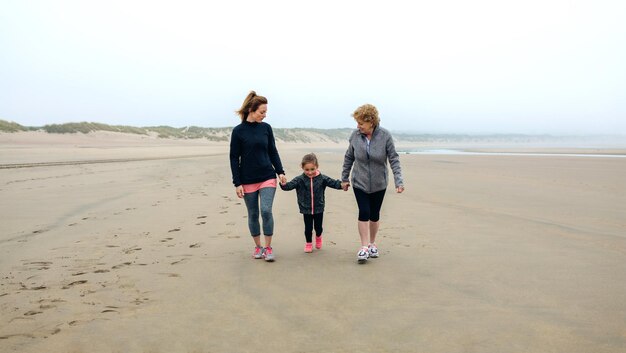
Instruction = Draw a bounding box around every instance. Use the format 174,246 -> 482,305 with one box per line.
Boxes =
353,187 -> 386,222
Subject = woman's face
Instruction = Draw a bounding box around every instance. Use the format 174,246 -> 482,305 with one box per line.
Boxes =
248,104 -> 267,122
356,119 -> 374,135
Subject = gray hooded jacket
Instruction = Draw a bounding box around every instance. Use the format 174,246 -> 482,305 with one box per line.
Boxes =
341,126 -> 403,193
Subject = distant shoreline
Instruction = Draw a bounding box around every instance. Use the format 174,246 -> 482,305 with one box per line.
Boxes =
401,148 -> 626,158
2,124 -> 625,147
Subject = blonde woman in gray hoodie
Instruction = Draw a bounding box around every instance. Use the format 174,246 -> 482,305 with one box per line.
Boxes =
341,104 -> 404,263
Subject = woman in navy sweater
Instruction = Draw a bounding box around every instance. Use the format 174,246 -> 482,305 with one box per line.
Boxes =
230,91 -> 286,262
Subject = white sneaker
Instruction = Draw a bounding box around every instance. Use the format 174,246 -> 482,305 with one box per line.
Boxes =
357,247 -> 369,263
368,243 -> 379,258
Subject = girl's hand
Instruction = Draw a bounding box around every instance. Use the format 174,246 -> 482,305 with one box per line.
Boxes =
396,186 -> 405,193
236,185 -> 244,198
341,182 -> 350,191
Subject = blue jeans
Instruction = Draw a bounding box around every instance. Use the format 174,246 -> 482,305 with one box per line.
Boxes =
243,187 -> 276,236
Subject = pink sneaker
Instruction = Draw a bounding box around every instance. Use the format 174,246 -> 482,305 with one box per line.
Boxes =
304,243 -> 313,253
263,246 -> 275,262
315,235 -> 323,249
253,246 -> 265,259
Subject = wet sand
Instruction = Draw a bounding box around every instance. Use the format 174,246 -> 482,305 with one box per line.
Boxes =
1,133 -> 625,352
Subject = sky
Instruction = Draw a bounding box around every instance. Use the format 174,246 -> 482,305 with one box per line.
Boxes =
1,0 -> 625,134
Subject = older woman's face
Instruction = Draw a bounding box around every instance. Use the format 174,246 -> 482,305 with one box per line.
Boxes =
356,119 -> 374,135
248,104 -> 267,122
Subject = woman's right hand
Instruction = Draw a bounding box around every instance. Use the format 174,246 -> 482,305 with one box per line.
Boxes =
236,185 -> 244,198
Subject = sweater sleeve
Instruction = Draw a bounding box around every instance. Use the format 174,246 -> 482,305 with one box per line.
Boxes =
267,124 -> 285,176
229,127 -> 242,186
323,175 -> 343,190
341,132 -> 356,182
280,177 -> 299,191
386,134 -> 404,188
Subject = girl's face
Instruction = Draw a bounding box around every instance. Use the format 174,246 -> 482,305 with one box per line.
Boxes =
248,104 -> 267,122
302,162 -> 317,177
357,119 -> 374,135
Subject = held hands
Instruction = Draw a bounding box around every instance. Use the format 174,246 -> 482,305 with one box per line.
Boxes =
341,181 -> 350,191
278,174 -> 287,186
396,185 -> 405,193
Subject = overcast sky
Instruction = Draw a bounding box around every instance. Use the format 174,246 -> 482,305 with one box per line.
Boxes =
1,0 -> 625,134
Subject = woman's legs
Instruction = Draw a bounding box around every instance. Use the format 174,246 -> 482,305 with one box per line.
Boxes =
367,190 -> 385,244
243,190 -> 261,238
354,188 -> 386,247
243,187 -> 276,249
259,187 -> 276,247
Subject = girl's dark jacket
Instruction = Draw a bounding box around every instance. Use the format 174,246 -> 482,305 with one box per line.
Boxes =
280,172 -> 342,214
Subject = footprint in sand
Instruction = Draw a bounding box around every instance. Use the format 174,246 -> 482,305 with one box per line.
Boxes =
160,237 -> 174,243
62,280 -> 88,289
196,221 -> 206,225
123,246 -> 142,254
159,273 -> 181,278
226,222 -> 235,226
197,215 -> 208,219
94,269 -> 110,273
189,243 -> 202,248
27,261 -> 52,270
101,306 -> 119,313
111,262 -> 132,270
168,228 -> 181,233
170,258 -> 190,265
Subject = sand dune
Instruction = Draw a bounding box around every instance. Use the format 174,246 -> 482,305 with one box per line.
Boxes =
1,132 -> 625,352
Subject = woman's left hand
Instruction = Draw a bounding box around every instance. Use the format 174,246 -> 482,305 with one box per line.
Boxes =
278,174 -> 287,185
396,186 -> 405,193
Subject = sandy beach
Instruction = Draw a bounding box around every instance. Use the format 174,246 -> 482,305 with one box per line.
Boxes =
1,132 -> 625,353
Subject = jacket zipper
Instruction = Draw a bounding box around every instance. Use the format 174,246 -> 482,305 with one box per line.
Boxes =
309,176 -> 314,214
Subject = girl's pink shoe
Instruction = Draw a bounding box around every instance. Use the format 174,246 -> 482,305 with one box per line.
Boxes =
304,243 -> 313,253
315,235 -> 323,249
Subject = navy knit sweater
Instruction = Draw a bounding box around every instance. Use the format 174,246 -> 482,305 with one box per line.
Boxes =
229,121 -> 285,187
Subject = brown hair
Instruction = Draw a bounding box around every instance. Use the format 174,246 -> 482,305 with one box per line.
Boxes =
352,104 -> 380,127
236,91 -> 268,122
301,153 -> 318,168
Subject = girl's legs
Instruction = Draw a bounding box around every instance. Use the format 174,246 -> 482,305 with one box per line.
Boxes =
303,214 -> 314,243
313,213 -> 324,237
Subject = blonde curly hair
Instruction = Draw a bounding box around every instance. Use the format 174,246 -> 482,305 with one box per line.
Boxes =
352,104 -> 379,127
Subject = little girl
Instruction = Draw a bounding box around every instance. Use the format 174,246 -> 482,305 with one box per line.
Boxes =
280,153 -> 346,252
